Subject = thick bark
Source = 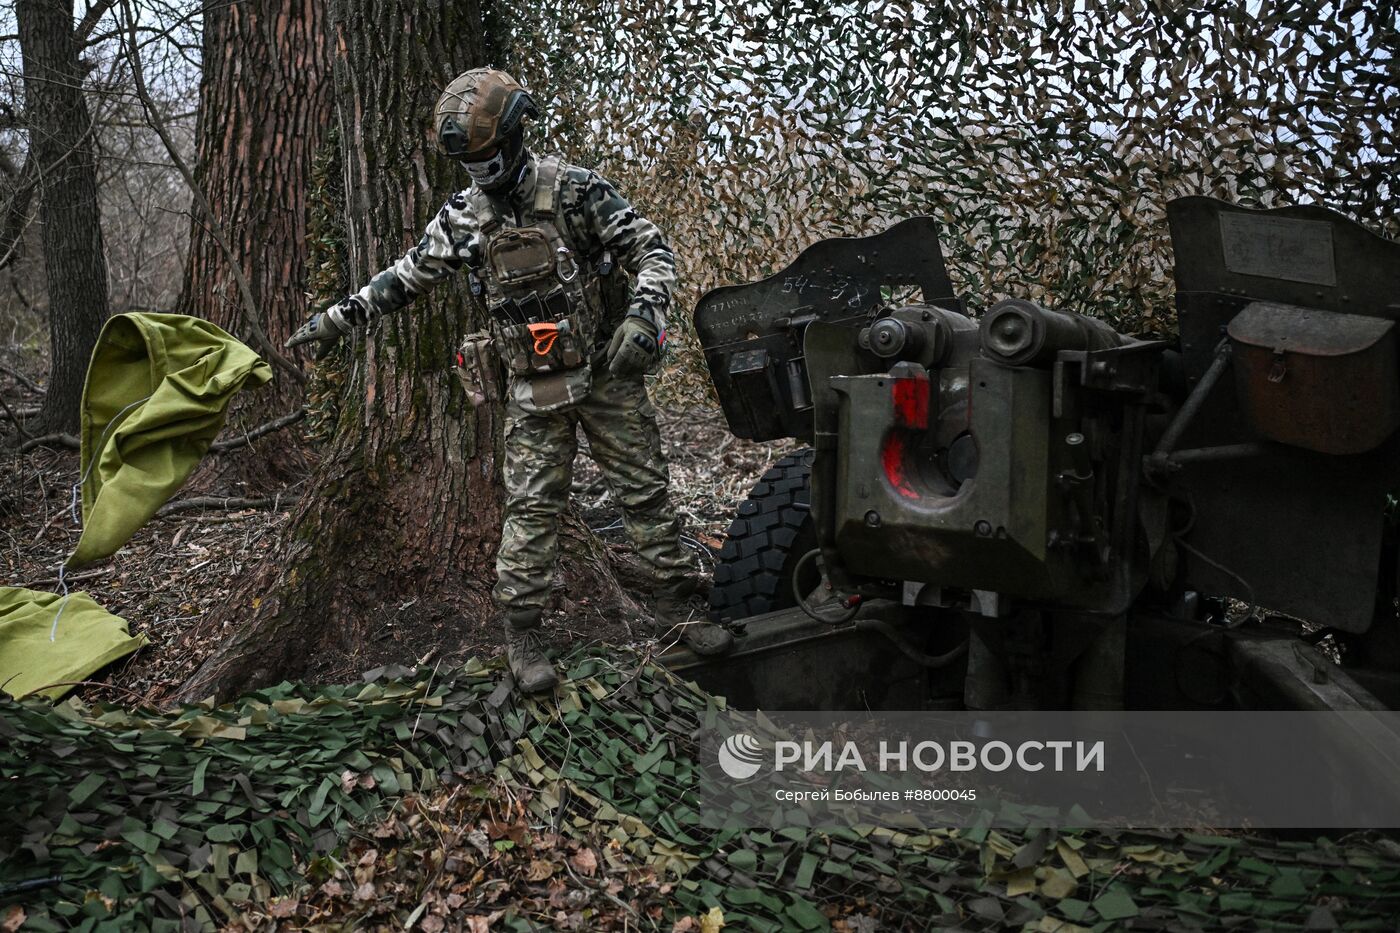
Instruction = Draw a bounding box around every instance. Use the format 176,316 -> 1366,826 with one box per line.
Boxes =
180,0 -> 332,486
174,0 -> 500,702
16,0 -> 109,435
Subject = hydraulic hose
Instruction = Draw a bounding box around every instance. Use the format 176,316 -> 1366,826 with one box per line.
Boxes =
855,617 -> 970,669
791,549 -> 970,668
791,548 -> 860,624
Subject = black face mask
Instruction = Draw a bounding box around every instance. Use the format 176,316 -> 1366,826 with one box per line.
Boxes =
460,130 -> 526,193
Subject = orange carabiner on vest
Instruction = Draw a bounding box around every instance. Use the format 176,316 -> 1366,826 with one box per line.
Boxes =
528,322 -> 560,356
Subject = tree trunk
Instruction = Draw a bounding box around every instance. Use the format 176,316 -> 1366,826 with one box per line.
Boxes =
172,0 -> 502,702
16,0 -> 109,435
180,0 -> 332,487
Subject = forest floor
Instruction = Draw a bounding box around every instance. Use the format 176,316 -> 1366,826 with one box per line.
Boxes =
10,367 -> 1400,932
1,367 -> 789,706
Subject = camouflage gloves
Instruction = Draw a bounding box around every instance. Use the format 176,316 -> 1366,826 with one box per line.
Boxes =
606,315 -> 661,378
285,299 -> 356,356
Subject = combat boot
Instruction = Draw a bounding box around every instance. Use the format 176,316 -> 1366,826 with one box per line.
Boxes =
503,610 -> 559,694
655,576 -> 734,656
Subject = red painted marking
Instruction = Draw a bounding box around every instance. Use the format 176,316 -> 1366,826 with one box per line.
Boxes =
882,433 -> 920,499
891,374 -> 930,429
456,352 -> 465,368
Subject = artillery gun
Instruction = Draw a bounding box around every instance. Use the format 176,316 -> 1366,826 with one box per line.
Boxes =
672,198 -> 1400,714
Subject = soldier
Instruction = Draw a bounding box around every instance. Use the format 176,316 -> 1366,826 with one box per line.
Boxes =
287,68 -> 734,693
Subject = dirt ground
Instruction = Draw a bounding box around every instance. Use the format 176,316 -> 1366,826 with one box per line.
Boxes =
1,365 -> 793,705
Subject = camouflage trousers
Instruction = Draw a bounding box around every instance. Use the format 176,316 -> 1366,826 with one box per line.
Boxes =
492,368 -> 692,615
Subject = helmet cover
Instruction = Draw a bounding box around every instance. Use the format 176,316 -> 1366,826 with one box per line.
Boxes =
435,68 -> 539,160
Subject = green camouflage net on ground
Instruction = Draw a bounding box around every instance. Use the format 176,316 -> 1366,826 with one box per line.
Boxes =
4,653 -> 1400,930
501,1 -> 1397,399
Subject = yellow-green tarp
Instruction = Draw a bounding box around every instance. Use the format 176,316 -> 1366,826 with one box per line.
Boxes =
0,587 -> 148,699
70,312 -> 272,568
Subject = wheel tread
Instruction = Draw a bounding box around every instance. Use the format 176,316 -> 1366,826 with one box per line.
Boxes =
709,449 -> 817,623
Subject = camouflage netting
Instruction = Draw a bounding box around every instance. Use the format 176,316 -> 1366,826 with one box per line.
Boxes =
4,654 -> 1400,930
501,1 -> 1397,398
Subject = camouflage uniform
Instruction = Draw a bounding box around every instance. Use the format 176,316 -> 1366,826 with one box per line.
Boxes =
342,151 -> 693,614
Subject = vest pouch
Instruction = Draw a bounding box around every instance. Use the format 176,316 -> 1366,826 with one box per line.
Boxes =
488,227 -> 555,286
511,364 -> 593,414
515,283 -> 573,324
496,313 -> 591,377
453,331 -> 502,408
596,264 -> 630,325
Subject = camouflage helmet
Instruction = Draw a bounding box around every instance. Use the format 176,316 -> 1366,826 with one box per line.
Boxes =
434,68 -> 539,160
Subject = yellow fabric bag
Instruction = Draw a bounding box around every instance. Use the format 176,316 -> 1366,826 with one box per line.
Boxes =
70,312 -> 272,567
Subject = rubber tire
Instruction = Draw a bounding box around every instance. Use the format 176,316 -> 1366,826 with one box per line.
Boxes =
709,449 -> 820,623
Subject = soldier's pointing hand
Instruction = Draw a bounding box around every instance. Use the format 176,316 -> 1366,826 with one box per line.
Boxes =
286,298 -> 357,357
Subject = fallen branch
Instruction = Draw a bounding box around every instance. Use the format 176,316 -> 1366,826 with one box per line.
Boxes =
31,508 -> 67,544
19,679 -> 150,706
157,494 -> 297,516
0,393 -> 35,442
0,361 -> 42,393
18,409 -> 305,455
0,403 -> 40,420
19,432 -> 79,453
210,408 -> 306,452
183,510 -> 272,524
24,566 -> 113,588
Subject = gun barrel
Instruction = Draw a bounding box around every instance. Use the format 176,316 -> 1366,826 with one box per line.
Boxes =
980,298 -> 1126,366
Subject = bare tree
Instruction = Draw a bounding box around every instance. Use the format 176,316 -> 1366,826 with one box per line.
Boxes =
15,0 -> 112,434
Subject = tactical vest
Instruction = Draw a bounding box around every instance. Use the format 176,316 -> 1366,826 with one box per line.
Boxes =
470,156 -> 611,379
